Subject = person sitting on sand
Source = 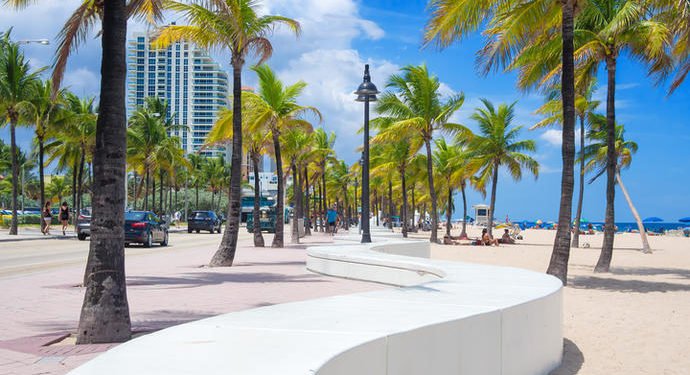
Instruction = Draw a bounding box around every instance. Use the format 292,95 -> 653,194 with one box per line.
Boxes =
443,234 -> 459,245
482,228 -> 499,246
587,223 -> 595,235
499,228 -> 515,244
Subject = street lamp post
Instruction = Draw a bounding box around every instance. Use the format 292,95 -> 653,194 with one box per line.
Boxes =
354,64 -> 379,244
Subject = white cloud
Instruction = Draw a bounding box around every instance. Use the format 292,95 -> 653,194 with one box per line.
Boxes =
276,49 -> 398,161
63,67 -> 100,97
540,129 -> 562,146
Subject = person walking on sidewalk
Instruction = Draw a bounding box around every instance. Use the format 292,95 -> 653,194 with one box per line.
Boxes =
42,201 -> 53,235
59,202 -> 70,235
326,204 -> 338,235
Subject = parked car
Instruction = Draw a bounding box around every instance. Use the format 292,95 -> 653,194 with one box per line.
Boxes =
187,211 -> 222,234
76,208 -> 92,241
125,211 -> 168,247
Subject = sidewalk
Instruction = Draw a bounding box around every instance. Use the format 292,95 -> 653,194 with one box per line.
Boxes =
0,231 -> 385,375
0,228 -> 74,243
0,226 -> 188,243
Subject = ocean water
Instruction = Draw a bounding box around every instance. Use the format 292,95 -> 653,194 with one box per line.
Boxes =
512,221 -> 688,233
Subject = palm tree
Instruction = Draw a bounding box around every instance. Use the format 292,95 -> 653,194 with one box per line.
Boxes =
4,0 -> 167,344
432,138 -> 475,239
187,153 -> 205,211
153,0 -> 300,266
47,175 -> 70,203
5,0 -> 164,95
78,0 -> 131,345
24,79 -> 66,231
241,64 -> 321,248
0,31 -> 42,235
375,64 -> 465,243
512,0 -> 670,272
311,128 -> 336,232
583,117 -> 651,253
281,127 -> 314,243
653,0 -> 690,93
424,0 -> 579,285
469,99 -> 539,236
532,82 -> 600,248
207,100 -> 271,247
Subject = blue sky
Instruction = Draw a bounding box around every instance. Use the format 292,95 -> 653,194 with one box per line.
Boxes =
1,0 -> 689,222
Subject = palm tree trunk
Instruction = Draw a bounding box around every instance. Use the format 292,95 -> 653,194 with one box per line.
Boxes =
546,0 -> 576,285
424,139 -> 438,242
411,185 -> 416,232
616,172 -> 651,253
159,169 -> 164,213
77,0 -> 131,344
210,58 -> 244,267
144,168 -> 149,211
446,186 -> 453,237
321,163 -> 327,232
72,161 -> 78,226
8,117 -> 19,235
388,179 -> 393,230
488,161 -> 499,236
76,151 -> 85,228
152,174 -> 156,213
595,56 -> 618,273
195,182 -> 199,210
401,168 -> 407,238
291,162 -> 300,244
460,182 -> 468,239
38,136 -> 46,233
271,132 -> 285,248
251,152 -> 264,247
572,114 -> 586,248
304,167 -> 311,236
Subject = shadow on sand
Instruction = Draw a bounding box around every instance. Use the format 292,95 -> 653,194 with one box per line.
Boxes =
568,275 -> 690,293
550,338 -> 584,375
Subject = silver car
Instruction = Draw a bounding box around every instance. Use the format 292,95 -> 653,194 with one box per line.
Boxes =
76,208 -> 92,241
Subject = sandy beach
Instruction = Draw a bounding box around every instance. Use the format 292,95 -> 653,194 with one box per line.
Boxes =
419,227 -> 690,374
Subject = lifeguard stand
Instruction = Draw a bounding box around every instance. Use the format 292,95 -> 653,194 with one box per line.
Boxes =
472,204 -> 490,226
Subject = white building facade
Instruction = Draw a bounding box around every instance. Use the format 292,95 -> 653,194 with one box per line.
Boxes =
127,31 -> 229,157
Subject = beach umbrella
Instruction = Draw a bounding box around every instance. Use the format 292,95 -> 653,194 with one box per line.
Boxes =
643,217 -> 663,222
679,217 -> 690,223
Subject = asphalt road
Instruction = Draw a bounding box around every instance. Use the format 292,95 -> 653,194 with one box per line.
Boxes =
0,231 -> 229,279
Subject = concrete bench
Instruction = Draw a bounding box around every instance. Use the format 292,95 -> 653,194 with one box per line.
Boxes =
68,234 -> 562,375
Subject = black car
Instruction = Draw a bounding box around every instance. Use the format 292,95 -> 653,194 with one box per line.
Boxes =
125,211 -> 168,247
188,211 -> 222,234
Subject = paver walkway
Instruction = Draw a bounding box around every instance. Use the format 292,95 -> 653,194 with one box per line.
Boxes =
0,231 -> 385,375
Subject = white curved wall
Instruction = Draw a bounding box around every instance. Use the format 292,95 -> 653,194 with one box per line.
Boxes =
68,235 -> 562,375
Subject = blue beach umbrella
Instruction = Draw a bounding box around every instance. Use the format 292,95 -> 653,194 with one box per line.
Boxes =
679,217 -> 690,223
643,217 -> 663,223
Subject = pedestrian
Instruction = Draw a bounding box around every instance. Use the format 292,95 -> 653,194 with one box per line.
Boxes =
59,201 -> 70,236
42,201 -> 53,235
326,204 -> 338,235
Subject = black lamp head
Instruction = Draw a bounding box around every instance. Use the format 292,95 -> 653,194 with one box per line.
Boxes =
354,64 -> 380,96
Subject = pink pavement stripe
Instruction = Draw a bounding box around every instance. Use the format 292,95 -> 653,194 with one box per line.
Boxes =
1,232 -> 386,374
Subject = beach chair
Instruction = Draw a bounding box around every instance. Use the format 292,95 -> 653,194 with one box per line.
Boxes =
510,224 -> 522,240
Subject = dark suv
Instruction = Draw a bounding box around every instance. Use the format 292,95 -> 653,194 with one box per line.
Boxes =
188,211 -> 223,234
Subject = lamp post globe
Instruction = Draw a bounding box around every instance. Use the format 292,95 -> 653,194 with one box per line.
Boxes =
354,64 -> 379,243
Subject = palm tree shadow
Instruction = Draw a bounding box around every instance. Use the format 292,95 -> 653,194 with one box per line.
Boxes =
549,338 -> 584,375
126,272 -> 327,289
609,266 -> 690,279
568,276 -> 690,293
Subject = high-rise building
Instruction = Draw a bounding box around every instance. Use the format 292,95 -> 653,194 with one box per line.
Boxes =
127,31 -> 229,157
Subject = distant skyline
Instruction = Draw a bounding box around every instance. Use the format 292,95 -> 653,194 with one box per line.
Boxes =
1,0 -> 688,222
